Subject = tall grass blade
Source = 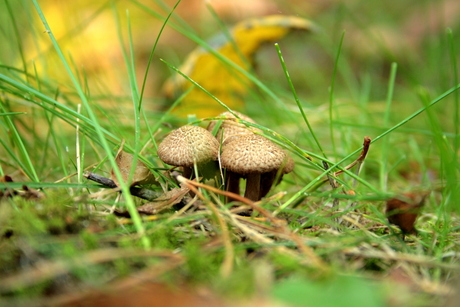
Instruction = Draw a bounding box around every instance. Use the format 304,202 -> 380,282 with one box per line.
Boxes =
379,62 -> 398,191
275,43 -> 320,160
0,104 -> 39,182
31,0 -> 150,249
329,31 -> 345,156
447,28 -> 460,212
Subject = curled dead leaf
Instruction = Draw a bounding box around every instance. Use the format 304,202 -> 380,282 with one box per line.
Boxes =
386,192 -> 428,235
111,150 -> 155,187
137,186 -> 190,215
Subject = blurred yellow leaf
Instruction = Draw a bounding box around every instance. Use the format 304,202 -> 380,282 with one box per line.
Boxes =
163,15 -> 316,118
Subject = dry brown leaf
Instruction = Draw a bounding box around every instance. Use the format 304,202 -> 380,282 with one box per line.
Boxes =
386,193 -> 427,235
0,176 -> 44,200
136,185 -> 190,215
111,150 -> 155,187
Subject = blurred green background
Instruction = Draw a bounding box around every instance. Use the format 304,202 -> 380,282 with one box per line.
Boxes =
2,0 -> 459,111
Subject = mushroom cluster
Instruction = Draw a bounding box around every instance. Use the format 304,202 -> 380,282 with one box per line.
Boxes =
157,112 -> 294,202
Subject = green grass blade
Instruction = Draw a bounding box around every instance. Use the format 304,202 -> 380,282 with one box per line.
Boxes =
447,28 -> 460,212
31,0 -> 150,249
372,84 -> 460,144
130,0 -> 316,141
275,43 -> 322,159
4,0 -> 28,79
138,0 -> 181,112
328,31 -> 345,157
0,105 -> 39,181
279,83 -> 460,212
379,62 -> 398,191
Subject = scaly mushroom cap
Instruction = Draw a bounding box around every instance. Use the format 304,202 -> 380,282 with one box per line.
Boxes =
158,125 -> 219,167
221,134 -> 287,174
207,111 -> 260,142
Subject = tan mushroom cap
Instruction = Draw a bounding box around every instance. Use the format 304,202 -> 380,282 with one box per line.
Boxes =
157,125 -> 219,167
282,154 -> 295,174
207,111 -> 260,142
221,134 -> 289,174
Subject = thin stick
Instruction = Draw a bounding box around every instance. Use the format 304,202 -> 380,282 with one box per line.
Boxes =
307,136 -> 372,195
336,137 -> 372,223
76,104 -> 82,184
333,136 -> 371,177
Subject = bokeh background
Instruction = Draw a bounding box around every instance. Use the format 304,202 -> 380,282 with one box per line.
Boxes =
2,0 -> 459,114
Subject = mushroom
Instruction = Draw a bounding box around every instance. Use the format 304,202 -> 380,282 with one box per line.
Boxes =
259,154 -> 295,199
157,125 -> 219,178
221,133 -> 294,201
207,111 -> 260,142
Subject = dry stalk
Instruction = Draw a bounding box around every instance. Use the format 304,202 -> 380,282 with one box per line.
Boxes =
175,175 -> 328,271
342,246 -> 460,270
220,206 -> 304,261
333,137 -> 371,177
175,175 -> 234,278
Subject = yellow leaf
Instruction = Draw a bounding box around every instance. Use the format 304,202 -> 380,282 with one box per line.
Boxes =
163,15 -> 317,118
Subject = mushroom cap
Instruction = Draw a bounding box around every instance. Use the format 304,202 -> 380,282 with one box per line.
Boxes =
221,134 -> 289,174
157,125 -> 219,167
207,111 -> 260,142
282,155 -> 295,174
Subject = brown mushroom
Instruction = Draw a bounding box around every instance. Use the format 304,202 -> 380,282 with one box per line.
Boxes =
207,111 -> 260,142
157,125 -> 219,178
221,134 -> 294,201
259,154 -> 295,199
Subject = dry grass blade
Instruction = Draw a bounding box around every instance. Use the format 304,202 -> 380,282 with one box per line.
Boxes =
342,246 -> 460,270
175,174 -> 328,271
175,175 -> 234,278
334,136 -> 372,177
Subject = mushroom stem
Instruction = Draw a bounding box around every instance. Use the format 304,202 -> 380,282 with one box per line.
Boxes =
225,170 -> 241,202
182,166 -> 193,179
259,170 -> 277,199
244,173 -> 261,201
